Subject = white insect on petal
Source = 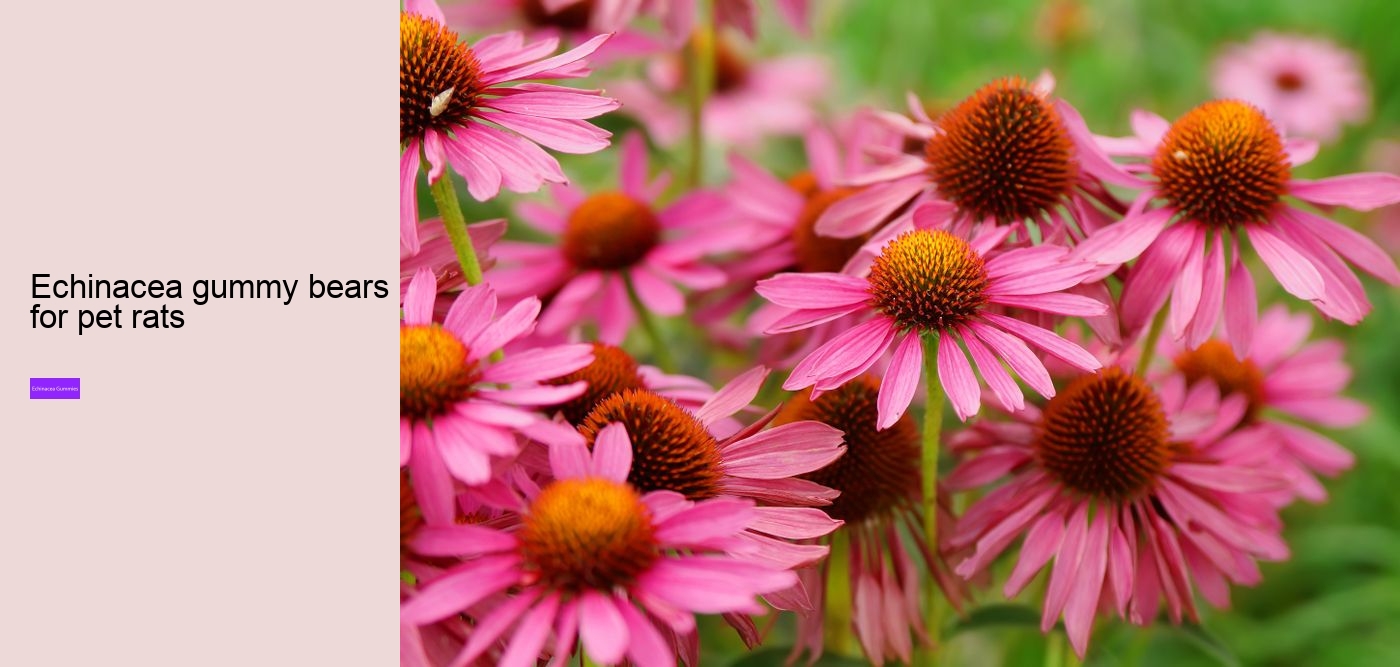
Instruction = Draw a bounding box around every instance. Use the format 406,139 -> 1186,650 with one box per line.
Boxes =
1173,150 -> 1189,161
429,87 -> 455,118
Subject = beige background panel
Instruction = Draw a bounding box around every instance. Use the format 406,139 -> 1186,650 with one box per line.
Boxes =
0,2 -> 397,665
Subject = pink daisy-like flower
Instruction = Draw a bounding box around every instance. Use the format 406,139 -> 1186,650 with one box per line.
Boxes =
1079,99 -> 1400,352
611,33 -> 829,148
439,0 -> 665,67
815,75 -> 1140,243
400,422 -> 800,667
400,0 -> 619,253
774,377 -> 967,665
949,367 -> 1289,658
647,0 -> 811,43
491,132 -> 737,344
1211,31 -> 1370,143
1162,306 -> 1363,502
400,268 -> 593,523
757,227 -> 1106,426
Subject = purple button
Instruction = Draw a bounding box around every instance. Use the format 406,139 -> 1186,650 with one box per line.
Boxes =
31,378 -> 80,399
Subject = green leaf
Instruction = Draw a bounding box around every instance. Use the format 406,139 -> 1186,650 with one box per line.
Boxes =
946,603 -> 1043,637
726,647 -> 866,667
1173,623 -> 1241,667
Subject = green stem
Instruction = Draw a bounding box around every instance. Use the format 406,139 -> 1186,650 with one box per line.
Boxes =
823,530 -> 855,656
1136,306 -> 1168,377
685,2 -> 715,187
424,167 -> 485,287
1045,631 -> 1066,667
919,332 -> 946,666
623,274 -> 678,373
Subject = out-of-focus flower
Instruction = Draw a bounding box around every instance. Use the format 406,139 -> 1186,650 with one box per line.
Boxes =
815,75 -> 1138,245
612,32 -> 829,148
400,422 -> 799,667
758,227 -> 1105,425
399,269 -> 592,521
400,0 -> 618,252
441,0 -> 665,66
1162,306 -> 1363,502
776,377 -> 966,665
647,0 -> 811,43
491,132 -> 737,344
1081,100 -> 1400,353
1211,32 -> 1370,143
950,367 -> 1289,658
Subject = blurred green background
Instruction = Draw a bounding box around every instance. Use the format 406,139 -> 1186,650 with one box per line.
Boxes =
449,0 -> 1400,664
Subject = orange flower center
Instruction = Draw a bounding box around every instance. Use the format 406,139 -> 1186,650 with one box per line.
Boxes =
1173,340 -> 1266,422
867,230 -> 990,332
924,77 -> 1078,222
1034,368 -> 1171,500
790,186 -> 869,273
400,324 -> 480,421
400,13 -> 483,144
519,478 -> 660,591
522,0 -> 594,30
562,192 -> 662,271
580,390 -> 725,500
548,343 -> 648,425
1152,100 -> 1291,228
776,377 -> 920,522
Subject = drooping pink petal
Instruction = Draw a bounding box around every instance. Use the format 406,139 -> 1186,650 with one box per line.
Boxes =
786,318 -> 896,391
1041,504 -> 1089,632
412,524 -> 517,557
936,333 -> 980,421
875,331 -> 925,429
1004,513 -> 1065,597
695,366 -> 770,426
498,594 -> 561,667
401,145 -> 422,253
1185,234 -> 1226,348
1168,226 -> 1207,340
399,556 -> 521,625
755,272 -> 873,309
815,175 -> 928,238
451,588 -> 541,667
618,601 -> 673,667
402,268 -> 437,326
966,322 -> 1055,398
960,328 -> 1024,413
1224,250 -> 1258,358
408,424 -> 455,524
1072,206 -> 1175,265
592,423 -> 633,482
1289,172 -> 1400,211
1247,223 -> 1325,300
1282,206 -> 1400,284
579,592 -> 629,665
980,313 -> 1101,372
1063,511 -> 1110,658
722,422 -> 846,479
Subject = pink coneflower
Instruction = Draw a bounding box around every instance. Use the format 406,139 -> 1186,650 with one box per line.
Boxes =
699,119 -> 900,365
400,268 -> 593,523
1163,306 -> 1363,502
1078,99 -> 1400,351
647,0 -> 810,43
610,33 -> 829,148
815,75 -> 1140,243
490,132 -> 736,344
757,227 -> 1105,425
400,423 -> 800,667
1211,32 -> 1370,143
439,0 -> 664,66
399,0 -> 618,253
775,377 -> 966,665
949,367 -> 1289,657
